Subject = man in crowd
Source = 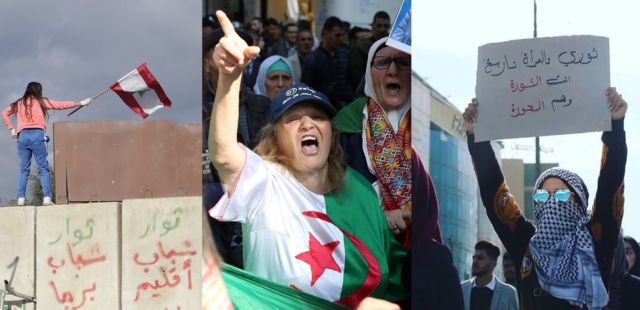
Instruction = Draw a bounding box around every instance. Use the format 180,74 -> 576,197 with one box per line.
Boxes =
349,26 -> 372,48
265,17 -> 281,42
301,16 -> 352,110
249,16 -> 274,56
502,252 -> 517,288
349,11 -> 390,90
460,241 -> 518,310
287,28 -> 314,81
268,21 -> 298,58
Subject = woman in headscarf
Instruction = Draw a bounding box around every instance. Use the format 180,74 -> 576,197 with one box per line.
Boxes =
253,55 -> 294,99
208,11 -> 406,309
335,37 -> 461,310
624,235 -> 640,277
2,82 -> 91,206
463,88 -> 628,309
607,234 -> 640,310
334,37 -> 441,247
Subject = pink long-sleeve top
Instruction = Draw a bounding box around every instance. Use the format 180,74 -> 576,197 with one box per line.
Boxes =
2,97 -> 77,133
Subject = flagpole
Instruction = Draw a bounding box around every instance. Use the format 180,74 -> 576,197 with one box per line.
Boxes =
533,0 -> 541,178
67,86 -> 111,117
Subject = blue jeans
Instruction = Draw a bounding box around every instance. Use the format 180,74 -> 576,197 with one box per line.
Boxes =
17,129 -> 52,198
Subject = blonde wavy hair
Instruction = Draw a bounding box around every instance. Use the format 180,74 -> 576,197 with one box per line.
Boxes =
255,121 -> 345,193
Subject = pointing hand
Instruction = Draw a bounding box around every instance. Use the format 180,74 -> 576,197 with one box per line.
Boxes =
212,10 -> 260,76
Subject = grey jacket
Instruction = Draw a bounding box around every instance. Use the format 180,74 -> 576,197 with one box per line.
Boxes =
460,276 -> 518,310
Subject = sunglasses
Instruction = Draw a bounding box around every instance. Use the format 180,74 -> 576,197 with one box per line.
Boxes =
533,189 -> 572,203
371,56 -> 411,71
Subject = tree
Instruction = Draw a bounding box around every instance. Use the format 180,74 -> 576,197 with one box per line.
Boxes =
27,164 -> 54,206
27,169 -> 43,206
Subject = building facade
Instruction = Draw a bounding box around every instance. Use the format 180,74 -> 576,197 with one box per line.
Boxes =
413,72 -> 503,280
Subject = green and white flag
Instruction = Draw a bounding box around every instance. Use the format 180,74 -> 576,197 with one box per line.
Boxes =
222,264 -> 346,309
210,148 -> 406,308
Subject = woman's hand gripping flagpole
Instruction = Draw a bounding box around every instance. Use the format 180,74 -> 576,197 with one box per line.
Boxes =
66,86 -> 110,116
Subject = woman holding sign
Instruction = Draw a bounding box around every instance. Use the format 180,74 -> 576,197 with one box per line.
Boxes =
462,88 -> 627,309
207,11 -> 406,309
2,82 -> 91,206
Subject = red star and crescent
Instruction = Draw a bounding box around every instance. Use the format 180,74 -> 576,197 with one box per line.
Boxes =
295,232 -> 342,286
299,211 -> 382,309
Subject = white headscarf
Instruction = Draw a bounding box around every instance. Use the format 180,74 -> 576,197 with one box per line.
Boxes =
253,55 -> 295,97
364,37 -> 410,132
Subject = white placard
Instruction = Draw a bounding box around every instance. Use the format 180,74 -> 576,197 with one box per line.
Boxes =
474,35 -> 610,142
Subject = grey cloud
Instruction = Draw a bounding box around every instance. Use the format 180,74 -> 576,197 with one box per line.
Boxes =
0,0 -> 201,199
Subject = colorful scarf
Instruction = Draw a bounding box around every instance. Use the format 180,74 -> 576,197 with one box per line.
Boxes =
365,99 -> 412,213
529,168 -> 608,309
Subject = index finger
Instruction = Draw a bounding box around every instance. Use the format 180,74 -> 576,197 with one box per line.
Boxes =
216,10 -> 236,37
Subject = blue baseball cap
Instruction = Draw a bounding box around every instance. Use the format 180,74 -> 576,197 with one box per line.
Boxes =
269,83 -> 336,123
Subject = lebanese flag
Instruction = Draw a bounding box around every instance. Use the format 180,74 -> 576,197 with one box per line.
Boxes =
110,63 -> 171,118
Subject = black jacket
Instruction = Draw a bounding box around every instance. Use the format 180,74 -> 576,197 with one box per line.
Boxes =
467,119 -> 627,309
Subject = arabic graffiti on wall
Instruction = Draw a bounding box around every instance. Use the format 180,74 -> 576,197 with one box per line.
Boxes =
121,197 -> 201,309
37,203 -> 119,310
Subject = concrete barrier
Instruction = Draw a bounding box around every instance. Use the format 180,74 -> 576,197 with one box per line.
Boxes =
121,197 -> 201,309
35,203 -> 119,310
0,207 -> 35,310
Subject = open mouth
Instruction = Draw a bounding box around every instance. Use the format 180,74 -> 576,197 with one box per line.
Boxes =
386,83 -> 401,95
300,135 -> 319,155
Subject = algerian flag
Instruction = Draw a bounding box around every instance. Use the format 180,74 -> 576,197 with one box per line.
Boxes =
210,148 -> 407,308
222,264 -> 347,309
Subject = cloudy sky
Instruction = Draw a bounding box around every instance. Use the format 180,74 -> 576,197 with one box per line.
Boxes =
414,0 -> 640,238
0,0 -> 200,201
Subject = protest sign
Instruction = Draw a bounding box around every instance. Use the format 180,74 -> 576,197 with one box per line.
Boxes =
475,35 -> 610,141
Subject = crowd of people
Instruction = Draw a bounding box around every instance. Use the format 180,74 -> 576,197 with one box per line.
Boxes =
203,9 -> 426,309
201,9 -> 639,310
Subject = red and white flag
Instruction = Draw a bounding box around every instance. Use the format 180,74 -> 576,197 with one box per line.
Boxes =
110,63 -> 171,118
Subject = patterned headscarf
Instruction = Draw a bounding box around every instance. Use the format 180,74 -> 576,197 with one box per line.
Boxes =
253,55 -> 294,97
363,37 -> 413,247
529,168 -> 608,309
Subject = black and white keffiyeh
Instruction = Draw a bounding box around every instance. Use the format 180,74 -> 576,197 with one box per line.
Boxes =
529,168 -> 608,309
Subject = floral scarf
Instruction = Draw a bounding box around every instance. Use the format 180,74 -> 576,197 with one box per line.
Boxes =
365,98 -> 412,213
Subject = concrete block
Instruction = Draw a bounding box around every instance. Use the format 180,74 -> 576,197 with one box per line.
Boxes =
121,197 -> 201,309
35,203 -> 119,310
53,121 -> 201,203
0,207 -> 35,310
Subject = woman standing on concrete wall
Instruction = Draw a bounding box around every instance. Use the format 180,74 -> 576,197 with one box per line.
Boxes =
2,82 -> 91,206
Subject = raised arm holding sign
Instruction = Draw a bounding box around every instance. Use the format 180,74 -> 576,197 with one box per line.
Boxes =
462,87 -> 627,309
